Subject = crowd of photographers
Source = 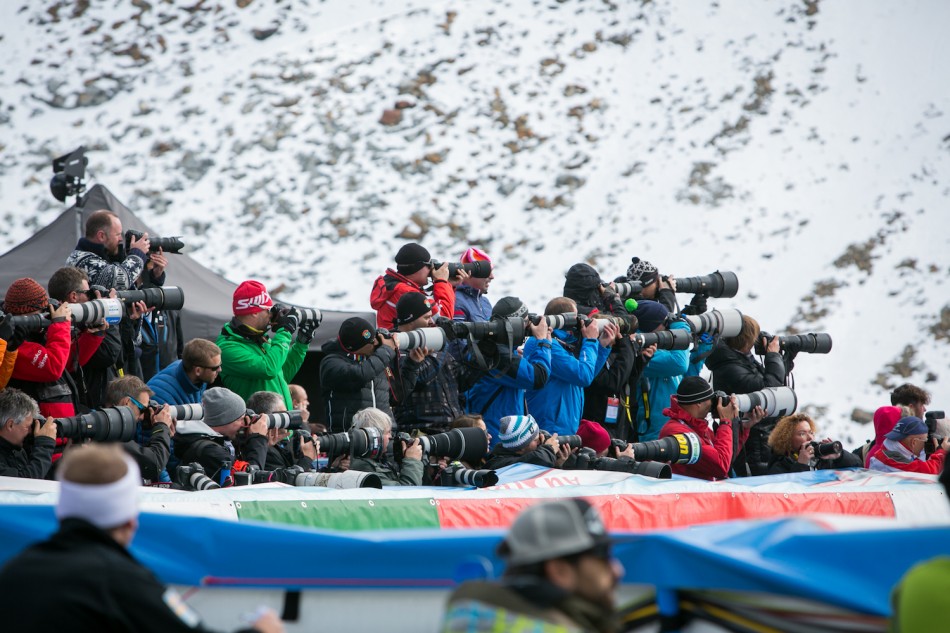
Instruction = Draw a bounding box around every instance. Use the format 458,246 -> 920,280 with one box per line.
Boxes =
0,216 -> 947,494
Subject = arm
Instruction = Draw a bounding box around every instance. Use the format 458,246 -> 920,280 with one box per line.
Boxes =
76,329 -> 106,367
0,436 -> 55,479
548,338 -> 607,387
501,338 -> 551,390
240,433 -> 269,470
11,322 -> 72,382
520,444 -> 558,467
221,330 -> 294,380
431,278 -> 456,320
768,456 -> 811,475
395,457 -> 424,486
281,339 -> 308,383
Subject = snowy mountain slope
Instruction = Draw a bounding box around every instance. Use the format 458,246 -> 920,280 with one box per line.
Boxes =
1,0 -> 948,443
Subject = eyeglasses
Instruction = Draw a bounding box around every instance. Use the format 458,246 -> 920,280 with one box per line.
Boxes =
200,364 -> 222,372
127,395 -> 148,412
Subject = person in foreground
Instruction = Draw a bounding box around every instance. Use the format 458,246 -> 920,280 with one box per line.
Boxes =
441,498 -> 623,633
766,413 -> 861,474
0,444 -> 283,632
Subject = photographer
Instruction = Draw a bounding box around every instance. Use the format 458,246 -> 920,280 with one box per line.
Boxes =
767,413 -> 861,474
453,246 -> 494,322
582,322 -> 648,443
394,292 -> 482,433
319,316 -> 400,432
463,297 -> 552,446
103,376 -> 173,485
659,377 -> 742,481
217,280 -> 308,409
348,407 -> 424,486
622,257 -> 708,316
65,210 -> 154,295
245,390 -> 317,471
868,416 -> 948,475
706,314 -> 793,475
890,383 -> 930,419
484,414 -> 568,470
173,387 -> 268,484
562,263 -> 626,316
0,388 -> 57,479
148,338 -> 221,407
526,297 -> 614,437
370,242 -> 463,328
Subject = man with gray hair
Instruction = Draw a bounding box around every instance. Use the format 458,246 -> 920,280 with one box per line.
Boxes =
246,390 -> 318,471
442,498 -> 623,633
0,388 -> 58,478
348,407 -> 424,486
0,443 -> 283,632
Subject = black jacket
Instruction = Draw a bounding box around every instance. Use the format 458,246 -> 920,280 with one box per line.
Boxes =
396,349 -> 482,432
484,443 -> 557,470
122,424 -> 172,484
705,343 -> 790,395
0,518 -> 255,632
0,435 -> 56,479
582,337 -> 645,442
173,431 -> 267,484
73,325 -> 123,410
562,263 -> 625,316
767,450 -> 862,475
140,310 -> 184,383
264,443 -> 314,472
319,340 -> 398,432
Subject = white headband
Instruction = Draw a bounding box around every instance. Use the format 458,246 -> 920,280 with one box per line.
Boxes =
55,454 -> 141,530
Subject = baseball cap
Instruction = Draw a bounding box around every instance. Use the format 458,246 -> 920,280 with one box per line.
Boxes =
885,416 -> 928,440
497,498 -> 612,566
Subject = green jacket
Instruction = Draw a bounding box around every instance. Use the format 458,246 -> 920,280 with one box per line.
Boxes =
216,321 -> 308,409
349,456 -> 424,486
891,557 -> 950,632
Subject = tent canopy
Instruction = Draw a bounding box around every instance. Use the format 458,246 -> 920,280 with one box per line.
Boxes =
0,185 -> 371,350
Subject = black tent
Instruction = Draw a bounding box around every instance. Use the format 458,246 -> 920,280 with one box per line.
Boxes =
0,185 -> 373,421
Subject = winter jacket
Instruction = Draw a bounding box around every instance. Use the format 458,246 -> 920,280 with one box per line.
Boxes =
706,343 -> 789,394
7,321 -> 81,419
582,336 -> 645,442
66,238 -> 147,293
139,310 -> 183,382
442,577 -> 616,633
863,406 -> 902,468
0,435 -> 56,479
454,284 -> 492,322
319,340 -> 398,432
465,338 -> 552,447
123,423 -> 172,484
0,518 -> 255,633
635,321 -> 693,442
173,425 -> 268,485
526,331 -> 610,437
868,438 -> 946,474
216,320 -> 307,410
0,339 -> 15,389
148,360 -> 207,406
370,269 -> 455,329
484,443 -> 558,470
349,455 -> 424,486
767,448 -> 861,475
72,325 -> 122,410
396,348 -> 480,432
660,397 -> 744,481
264,443 -> 314,472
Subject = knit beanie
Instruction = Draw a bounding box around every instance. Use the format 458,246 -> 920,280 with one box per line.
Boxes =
394,292 -> 432,327
492,296 -> 527,319
338,317 -> 377,353
2,278 -> 49,315
395,243 -> 431,275
577,419 -> 611,454
499,414 -> 539,451
202,387 -> 247,427
460,246 -> 491,263
633,300 -> 669,333
676,376 -> 714,405
232,280 -> 274,316
626,257 -> 660,286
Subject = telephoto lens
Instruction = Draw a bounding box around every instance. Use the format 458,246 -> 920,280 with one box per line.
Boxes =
54,407 -> 137,442
630,433 -> 702,466
169,404 -> 203,421
292,471 -> 383,489
393,427 -> 489,464
631,328 -> 692,351
675,271 -> 739,298
440,463 -> 499,488
267,410 -> 306,430
116,286 -> 185,311
684,308 -> 743,338
810,440 -> 843,457
393,327 -> 447,351
734,386 -> 798,418
612,280 -> 644,299
70,298 -> 123,325
175,463 -> 220,491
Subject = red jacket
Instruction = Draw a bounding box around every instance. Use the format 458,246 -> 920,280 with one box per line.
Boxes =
660,397 -> 744,481
370,269 -> 455,329
869,443 -> 946,475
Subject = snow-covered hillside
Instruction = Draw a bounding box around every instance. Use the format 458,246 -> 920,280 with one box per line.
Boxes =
1,0 -> 948,443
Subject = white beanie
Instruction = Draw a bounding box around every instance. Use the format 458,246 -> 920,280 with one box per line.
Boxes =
499,414 -> 539,451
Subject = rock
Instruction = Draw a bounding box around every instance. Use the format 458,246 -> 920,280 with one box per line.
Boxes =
850,408 -> 874,424
379,109 -> 402,126
394,100 -> 415,110
252,27 -> 279,41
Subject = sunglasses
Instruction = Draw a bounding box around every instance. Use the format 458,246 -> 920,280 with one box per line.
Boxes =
127,395 -> 148,412
200,364 -> 222,372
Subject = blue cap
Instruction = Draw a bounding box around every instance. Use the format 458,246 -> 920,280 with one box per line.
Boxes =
885,416 -> 928,440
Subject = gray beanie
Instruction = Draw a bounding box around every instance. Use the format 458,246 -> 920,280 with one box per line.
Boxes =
202,387 -> 247,427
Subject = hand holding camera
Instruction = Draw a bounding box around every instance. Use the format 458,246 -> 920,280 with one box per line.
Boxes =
716,395 -> 739,421
128,231 -> 150,254
402,437 -> 423,460
33,416 -> 58,441
50,301 -> 73,323
798,441 -> 816,464
528,319 -> 552,341
430,262 -> 450,283
579,317 -> 599,340
273,307 -> 299,335
247,413 -> 268,436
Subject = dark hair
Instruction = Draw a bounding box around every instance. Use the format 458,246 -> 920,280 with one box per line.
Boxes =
544,296 -> 576,316
105,376 -> 152,407
247,391 -> 285,415
451,414 -> 484,429
890,384 -> 930,407
47,267 -> 89,302
725,314 -> 760,352
85,210 -> 118,240
181,338 -> 221,372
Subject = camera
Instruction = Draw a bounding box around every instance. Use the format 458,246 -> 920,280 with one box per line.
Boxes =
292,470 -> 383,489
630,328 -> 692,351
430,260 -> 492,279
175,462 -> 220,491
684,308 -> 743,338
754,332 -> 833,355
317,426 -> 385,459
267,410 -> 307,430
612,280 -> 644,299
54,407 -> 137,442
925,411 -> 946,455
591,314 -> 638,335
393,426 -> 489,464
440,462 -> 498,488
393,327 -> 447,351
438,316 -> 527,348
528,312 -> 578,330
675,271 -> 739,298
572,447 -> 672,479
625,432 -> 702,465
809,440 -> 843,457
270,303 -> 323,328
115,286 -> 185,312
49,146 -> 88,202
6,298 -> 125,331
124,229 -> 185,255
734,386 -> 798,418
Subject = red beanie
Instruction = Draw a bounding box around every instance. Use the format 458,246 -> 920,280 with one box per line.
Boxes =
3,278 -> 49,315
577,419 -> 611,455
232,280 -> 273,316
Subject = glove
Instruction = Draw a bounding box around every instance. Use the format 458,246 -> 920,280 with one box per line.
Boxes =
682,293 -> 708,316
274,308 -> 299,335
0,315 -> 13,345
296,319 -> 317,345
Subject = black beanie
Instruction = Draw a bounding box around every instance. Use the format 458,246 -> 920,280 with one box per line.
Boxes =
492,296 -> 527,319
395,243 -> 431,275
394,292 -> 432,327
677,376 -> 714,405
338,317 -> 377,353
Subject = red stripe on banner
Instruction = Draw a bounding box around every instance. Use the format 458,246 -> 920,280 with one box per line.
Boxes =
437,492 -> 895,530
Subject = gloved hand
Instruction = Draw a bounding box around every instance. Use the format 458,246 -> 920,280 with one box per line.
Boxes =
274,308 -> 299,335
681,293 -> 708,316
0,316 -> 27,352
0,315 -> 14,345
296,319 -> 317,345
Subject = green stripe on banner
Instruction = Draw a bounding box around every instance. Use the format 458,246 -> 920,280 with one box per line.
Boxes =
234,498 -> 440,531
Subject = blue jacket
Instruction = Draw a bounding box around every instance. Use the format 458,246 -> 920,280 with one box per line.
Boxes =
454,285 -> 493,322
147,360 -> 206,406
525,331 -> 610,437
635,321 -> 711,441
465,338 -> 551,448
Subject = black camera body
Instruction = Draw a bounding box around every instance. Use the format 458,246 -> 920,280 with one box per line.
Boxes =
175,462 -> 220,491
440,462 -> 498,488
124,229 -> 185,254
430,260 -> 492,279
755,331 -> 833,355
809,440 -> 843,457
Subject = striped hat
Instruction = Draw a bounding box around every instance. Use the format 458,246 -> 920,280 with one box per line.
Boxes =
460,246 -> 491,263
499,414 -> 539,451
3,278 -> 49,315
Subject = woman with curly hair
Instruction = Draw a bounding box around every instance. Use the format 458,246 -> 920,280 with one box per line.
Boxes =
767,413 -> 861,474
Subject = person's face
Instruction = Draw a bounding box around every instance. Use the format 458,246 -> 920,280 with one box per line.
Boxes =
476,420 -> 491,446
196,354 -> 222,385
2,417 -> 33,447
100,217 -> 123,255
793,420 -> 815,451
902,434 -> 928,455
912,402 -> 927,418
640,279 -> 657,299
217,416 -> 247,440
124,391 -> 151,423
692,398 -> 713,419
247,309 -> 271,331
292,390 -> 310,422
466,268 -> 494,293
381,428 -> 392,455
563,550 -> 623,611
353,341 -> 376,356
68,279 -> 91,304
405,309 -> 434,331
